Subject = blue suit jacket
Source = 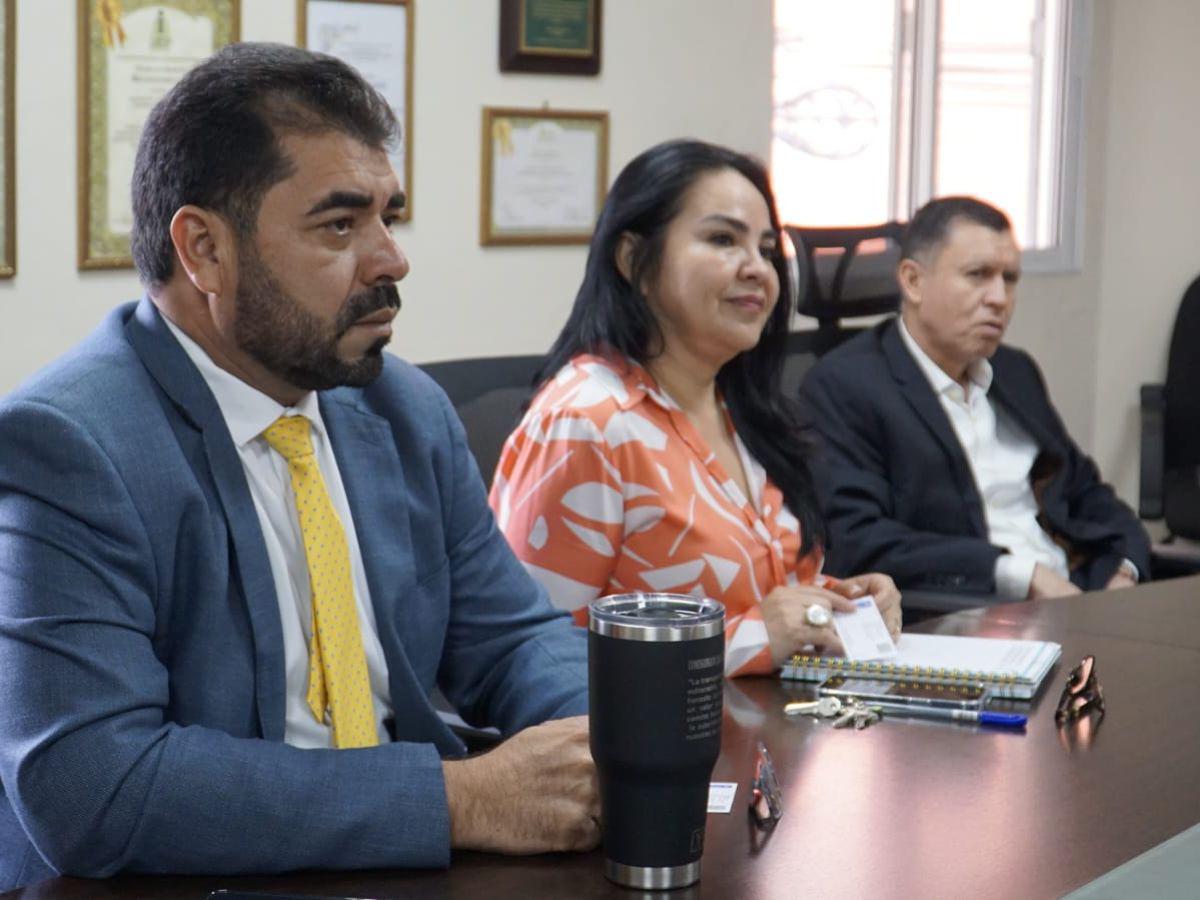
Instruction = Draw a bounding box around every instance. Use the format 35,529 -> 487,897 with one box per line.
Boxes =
0,299 -> 587,888
799,320 -> 1150,594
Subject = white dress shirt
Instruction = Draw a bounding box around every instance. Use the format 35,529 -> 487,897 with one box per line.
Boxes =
897,319 -> 1071,600
166,319 -> 393,748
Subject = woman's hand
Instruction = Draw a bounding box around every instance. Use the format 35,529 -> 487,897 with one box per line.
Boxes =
828,572 -> 902,641
760,584 -> 857,668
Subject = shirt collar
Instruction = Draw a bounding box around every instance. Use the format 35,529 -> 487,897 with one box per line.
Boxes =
897,317 -> 993,399
575,353 -> 679,413
163,316 -> 326,448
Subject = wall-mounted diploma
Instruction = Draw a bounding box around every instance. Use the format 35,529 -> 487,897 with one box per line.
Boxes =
480,107 -> 608,246
299,0 -> 413,221
78,0 -> 239,270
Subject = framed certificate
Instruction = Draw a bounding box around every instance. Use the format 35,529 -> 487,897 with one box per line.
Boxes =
0,0 -> 14,278
77,0 -> 240,270
499,0 -> 601,75
480,107 -> 608,246
298,0 -> 413,221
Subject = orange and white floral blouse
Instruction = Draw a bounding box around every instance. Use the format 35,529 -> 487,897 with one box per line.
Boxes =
488,353 -> 826,676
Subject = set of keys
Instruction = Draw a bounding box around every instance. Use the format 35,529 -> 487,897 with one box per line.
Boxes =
785,696 -> 882,730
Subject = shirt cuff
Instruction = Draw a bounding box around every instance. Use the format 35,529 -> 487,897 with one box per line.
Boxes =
1119,559 -> 1140,582
994,555 -> 1036,601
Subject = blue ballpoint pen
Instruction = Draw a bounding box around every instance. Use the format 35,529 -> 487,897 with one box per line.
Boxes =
868,700 -> 1027,729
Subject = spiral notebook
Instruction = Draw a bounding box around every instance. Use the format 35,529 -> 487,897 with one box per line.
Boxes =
780,634 -> 1062,700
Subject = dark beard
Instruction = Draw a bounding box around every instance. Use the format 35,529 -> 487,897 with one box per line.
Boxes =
233,244 -> 401,392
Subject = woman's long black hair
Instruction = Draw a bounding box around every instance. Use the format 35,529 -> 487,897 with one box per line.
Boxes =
535,138 -> 825,555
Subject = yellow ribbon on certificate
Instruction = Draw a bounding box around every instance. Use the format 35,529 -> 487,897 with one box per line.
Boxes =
97,0 -> 127,49
493,118 -> 514,156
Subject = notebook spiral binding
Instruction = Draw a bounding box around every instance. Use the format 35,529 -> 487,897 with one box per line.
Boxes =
787,654 -> 1020,685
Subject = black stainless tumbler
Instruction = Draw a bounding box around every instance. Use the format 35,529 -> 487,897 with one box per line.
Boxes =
588,593 -> 725,890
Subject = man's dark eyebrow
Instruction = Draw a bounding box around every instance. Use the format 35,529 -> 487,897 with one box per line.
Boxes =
305,190 -> 407,217
699,214 -> 777,240
305,191 -> 372,217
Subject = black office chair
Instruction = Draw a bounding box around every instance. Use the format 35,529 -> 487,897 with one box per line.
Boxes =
419,354 -> 545,488
785,221 -> 905,355
1139,274 -> 1200,577
781,329 -> 823,398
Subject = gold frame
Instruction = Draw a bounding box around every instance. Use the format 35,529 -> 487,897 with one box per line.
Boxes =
77,0 -> 241,271
0,0 -> 15,277
297,0 -> 414,223
479,106 -> 608,247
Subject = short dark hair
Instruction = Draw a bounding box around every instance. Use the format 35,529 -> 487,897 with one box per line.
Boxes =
536,138 -> 825,555
900,195 -> 1012,263
131,42 -> 399,287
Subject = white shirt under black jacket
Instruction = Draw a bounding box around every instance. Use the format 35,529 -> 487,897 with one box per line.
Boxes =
166,318 -> 394,748
896,319 -> 1135,600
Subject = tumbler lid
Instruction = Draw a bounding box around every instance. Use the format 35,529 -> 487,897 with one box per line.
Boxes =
589,593 -> 724,642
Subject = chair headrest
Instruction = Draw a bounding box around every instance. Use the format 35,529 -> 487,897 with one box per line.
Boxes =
785,222 -> 905,322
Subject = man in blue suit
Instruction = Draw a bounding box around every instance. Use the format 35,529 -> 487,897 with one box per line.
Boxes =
0,44 -> 596,889
800,196 -> 1149,601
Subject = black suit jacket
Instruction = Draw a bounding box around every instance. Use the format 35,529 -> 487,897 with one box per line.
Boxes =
799,319 -> 1150,595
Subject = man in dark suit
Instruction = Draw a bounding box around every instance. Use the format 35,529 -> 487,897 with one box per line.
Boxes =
0,44 -> 596,889
800,196 -> 1149,601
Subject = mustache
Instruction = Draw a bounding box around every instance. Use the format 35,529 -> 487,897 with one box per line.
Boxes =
335,283 -> 402,336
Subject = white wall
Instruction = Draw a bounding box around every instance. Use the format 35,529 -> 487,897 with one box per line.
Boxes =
0,0 -> 772,392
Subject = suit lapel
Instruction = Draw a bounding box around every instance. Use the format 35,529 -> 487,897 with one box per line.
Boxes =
988,374 -> 1055,450
882,323 -> 976,472
881,322 -> 988,533
125,298 -> 287,741
321,391 -> 454,746
320,392 -> 413,611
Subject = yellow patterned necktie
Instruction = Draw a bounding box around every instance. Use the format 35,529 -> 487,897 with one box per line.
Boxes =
262,415 -> 378,749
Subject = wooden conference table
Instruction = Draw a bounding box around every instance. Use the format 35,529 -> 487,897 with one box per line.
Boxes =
8,576 -> 1200,900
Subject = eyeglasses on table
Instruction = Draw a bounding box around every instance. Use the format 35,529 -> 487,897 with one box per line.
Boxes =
1055,654 -> 1105,724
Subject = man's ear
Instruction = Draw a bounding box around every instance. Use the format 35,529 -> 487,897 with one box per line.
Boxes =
169,205 -> 235,296
896,257 -> 923,307
614,232 -> 640,285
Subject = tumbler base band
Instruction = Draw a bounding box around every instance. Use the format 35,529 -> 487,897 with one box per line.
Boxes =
604,859 -> 701,890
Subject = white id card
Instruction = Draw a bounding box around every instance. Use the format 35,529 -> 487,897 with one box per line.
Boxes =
707,782 -> 737,813
833,595 -> 897,661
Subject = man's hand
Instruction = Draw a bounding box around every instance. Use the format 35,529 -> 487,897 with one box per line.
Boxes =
761,584 -> 858,668
1026,564 -> 1082,600
442,715 -> 599,855
829,572 -> 902,641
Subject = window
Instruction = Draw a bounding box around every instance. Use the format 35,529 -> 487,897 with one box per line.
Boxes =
772,0 -> 1089,272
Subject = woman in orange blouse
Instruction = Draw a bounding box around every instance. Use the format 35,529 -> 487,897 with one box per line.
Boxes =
489,140 -> 900,676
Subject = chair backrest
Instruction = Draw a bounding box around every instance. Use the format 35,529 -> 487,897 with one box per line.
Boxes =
1163,275 -> 1200,538
785,221 -> 905,355
781,330 -> 822,398
419,354 -> 545,487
